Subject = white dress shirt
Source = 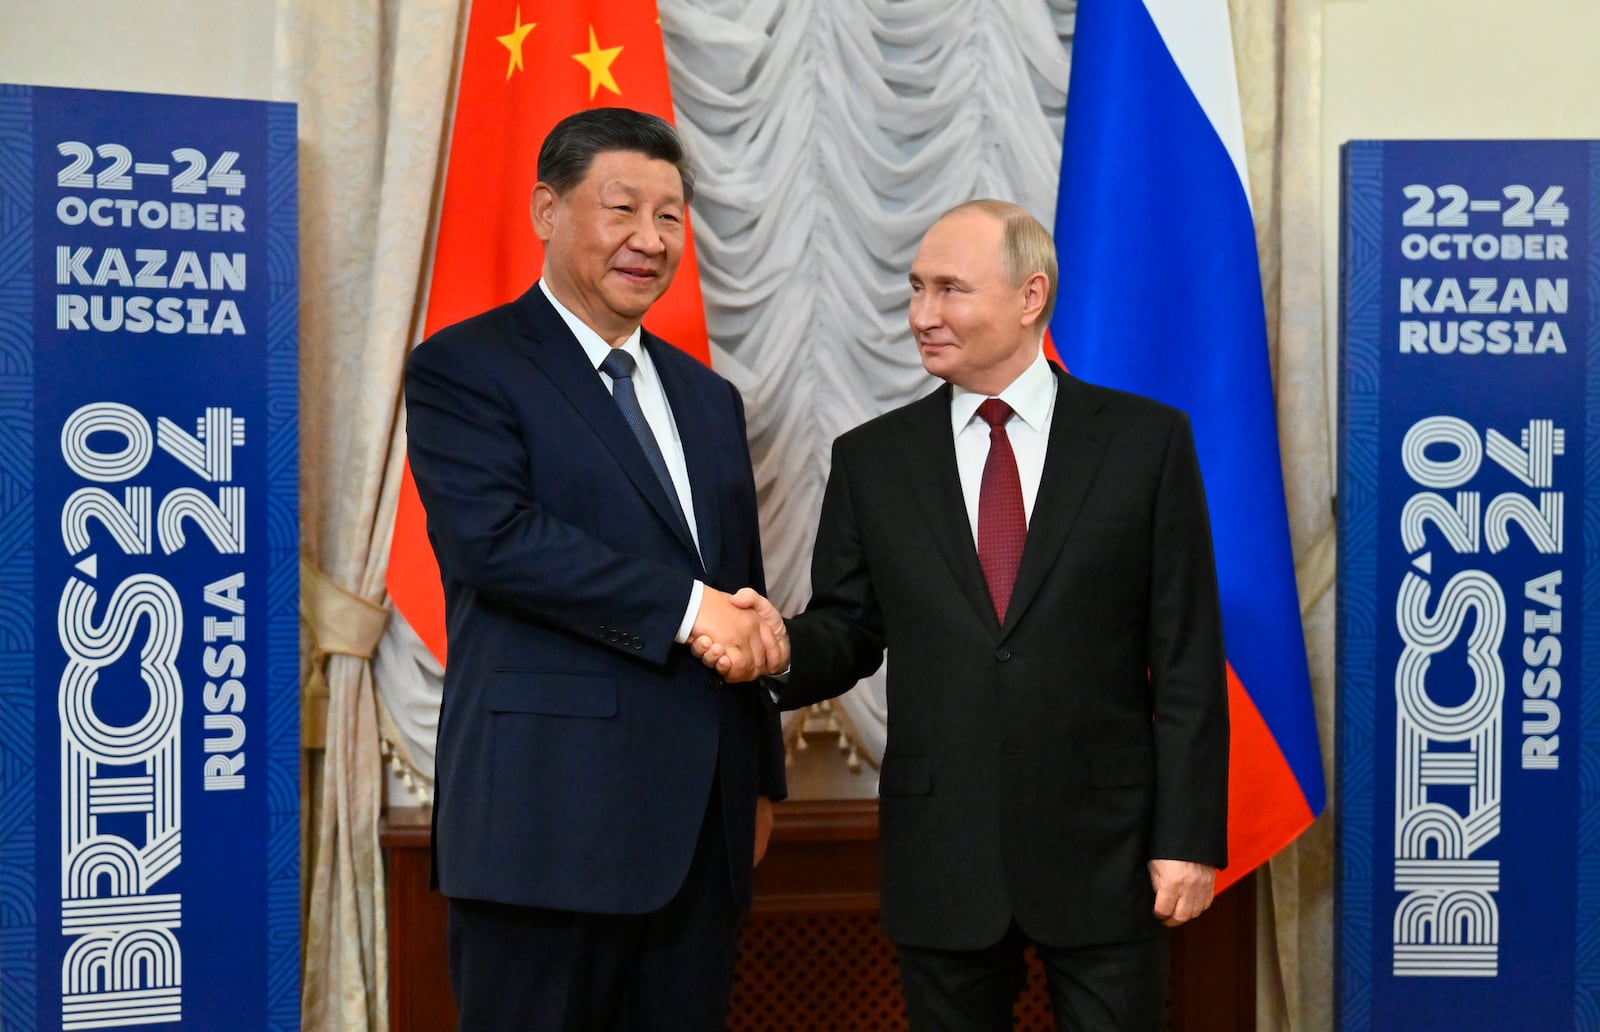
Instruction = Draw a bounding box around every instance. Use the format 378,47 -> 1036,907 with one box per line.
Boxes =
948,348 -> 1057,545
539,280 -> 705,640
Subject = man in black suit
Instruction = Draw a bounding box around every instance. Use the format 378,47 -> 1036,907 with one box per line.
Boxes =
404,108 -> 786,1030
702,199 -> 1228,1030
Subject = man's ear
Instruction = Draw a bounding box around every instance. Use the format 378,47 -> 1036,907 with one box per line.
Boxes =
530,181 -> 557,242
1019,271 -> 1050,328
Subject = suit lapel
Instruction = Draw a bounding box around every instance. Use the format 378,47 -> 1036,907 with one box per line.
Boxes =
999,365 -> 1109,637
511,288 -> 702,564
648,334 -> 721,579
897,386 -> 999,630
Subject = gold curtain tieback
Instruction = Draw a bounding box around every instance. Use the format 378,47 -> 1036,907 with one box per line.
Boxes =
299,556 -> 390,749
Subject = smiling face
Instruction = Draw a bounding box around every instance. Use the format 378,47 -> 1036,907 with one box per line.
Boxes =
908,208 -> 1048,395
532,148 -> 687,345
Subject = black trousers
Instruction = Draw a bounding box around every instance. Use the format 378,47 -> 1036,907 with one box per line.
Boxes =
446,781 -> 741,1031
896,923 -> 1169,1032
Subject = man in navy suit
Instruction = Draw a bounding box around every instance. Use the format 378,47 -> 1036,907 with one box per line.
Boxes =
404,108 -> 786,1030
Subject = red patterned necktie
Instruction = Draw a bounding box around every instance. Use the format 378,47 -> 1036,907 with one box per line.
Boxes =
976,398 -> 1026,623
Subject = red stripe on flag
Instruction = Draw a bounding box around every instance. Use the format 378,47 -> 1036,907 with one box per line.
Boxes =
1215,661 -> 1316,893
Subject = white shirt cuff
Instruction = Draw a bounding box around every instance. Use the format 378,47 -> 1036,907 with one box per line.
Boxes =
675,580 -> 706,644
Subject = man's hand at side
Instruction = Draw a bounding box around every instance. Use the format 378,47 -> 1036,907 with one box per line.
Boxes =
1148,859 -> 1216,927
754,796 -> 774,866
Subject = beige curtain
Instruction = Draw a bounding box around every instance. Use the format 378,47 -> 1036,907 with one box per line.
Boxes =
275,0 -> 465,1027
1231,0 -> 1337,1029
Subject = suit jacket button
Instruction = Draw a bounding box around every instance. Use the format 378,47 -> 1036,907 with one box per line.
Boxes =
994,647 -> 1011,662
632,640 -> 643,650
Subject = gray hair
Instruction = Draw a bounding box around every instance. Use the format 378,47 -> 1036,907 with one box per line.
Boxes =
941,199 -> 1059,326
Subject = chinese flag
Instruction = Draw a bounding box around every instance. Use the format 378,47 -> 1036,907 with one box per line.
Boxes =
388,1 -> 709,662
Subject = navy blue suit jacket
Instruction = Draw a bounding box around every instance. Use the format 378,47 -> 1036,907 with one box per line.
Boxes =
405,284 -> 785,915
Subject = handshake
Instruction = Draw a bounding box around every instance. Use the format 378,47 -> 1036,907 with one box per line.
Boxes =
689,586 -> 789,682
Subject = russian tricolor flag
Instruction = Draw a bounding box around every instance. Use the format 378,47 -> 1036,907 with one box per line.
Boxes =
1050,0 -> 1326,890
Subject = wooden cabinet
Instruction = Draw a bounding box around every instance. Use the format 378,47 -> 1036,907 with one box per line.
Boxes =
382,801 -> 1254,1030
383,808 -> 454,1032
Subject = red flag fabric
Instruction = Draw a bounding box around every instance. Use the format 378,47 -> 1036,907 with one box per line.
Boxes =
388,1 -> 709,662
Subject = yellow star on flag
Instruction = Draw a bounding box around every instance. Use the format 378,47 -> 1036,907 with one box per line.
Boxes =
496,6 -> 536,80
573,26 -> 623,99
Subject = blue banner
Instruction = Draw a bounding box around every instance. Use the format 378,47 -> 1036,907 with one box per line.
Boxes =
0,85 -> 299,1030
1338,140 -> 1600,1029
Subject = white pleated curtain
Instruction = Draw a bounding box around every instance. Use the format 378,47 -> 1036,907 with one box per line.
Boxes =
287,0 -> 1335,1029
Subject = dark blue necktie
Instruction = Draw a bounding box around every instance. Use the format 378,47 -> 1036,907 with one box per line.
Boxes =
600,348 -> 691,536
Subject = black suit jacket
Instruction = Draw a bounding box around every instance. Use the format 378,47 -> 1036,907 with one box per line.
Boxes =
404,285 -> 785,915
782,364 -> 1227,950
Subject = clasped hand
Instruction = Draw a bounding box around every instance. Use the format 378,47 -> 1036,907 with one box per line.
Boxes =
689,587 -> 788,682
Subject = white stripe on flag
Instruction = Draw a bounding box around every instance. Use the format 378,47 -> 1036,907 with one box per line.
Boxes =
1140,0 -> 1252,201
